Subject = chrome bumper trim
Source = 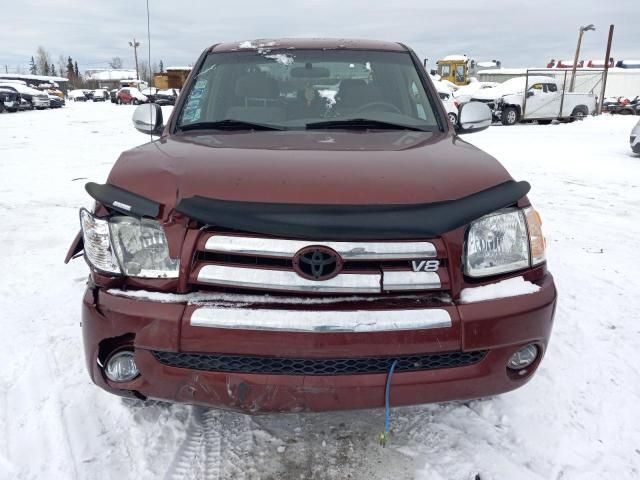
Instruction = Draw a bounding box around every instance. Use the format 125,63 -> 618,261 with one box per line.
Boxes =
197,265 -> 381,293
190,307 -> 452,332
382,271 -> 441,291
204,235 -> 437,260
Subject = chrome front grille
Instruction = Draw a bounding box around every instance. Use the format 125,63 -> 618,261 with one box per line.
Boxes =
190,233 -> 448,294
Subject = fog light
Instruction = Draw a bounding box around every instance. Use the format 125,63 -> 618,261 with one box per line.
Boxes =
105,351 -> 139,382
507,344 -> 538,370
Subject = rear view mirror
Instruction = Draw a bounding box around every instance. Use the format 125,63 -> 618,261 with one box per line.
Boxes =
132,103 -> 164,135
290,66 -> 330,78
456,102 -> 492,134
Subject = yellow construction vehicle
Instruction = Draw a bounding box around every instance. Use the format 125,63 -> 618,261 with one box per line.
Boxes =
436,55 -> 470,86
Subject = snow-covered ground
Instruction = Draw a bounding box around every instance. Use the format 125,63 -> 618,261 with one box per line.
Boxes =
1,103 -> 639,480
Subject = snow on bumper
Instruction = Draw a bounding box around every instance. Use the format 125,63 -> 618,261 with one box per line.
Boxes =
82,275 -> 556,412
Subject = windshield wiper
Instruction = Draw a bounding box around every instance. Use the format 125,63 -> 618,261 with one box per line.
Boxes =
178,119 -> 285,132
305,118 -> 429,131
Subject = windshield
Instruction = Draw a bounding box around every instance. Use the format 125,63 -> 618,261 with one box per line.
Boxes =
177,49 -> 440,131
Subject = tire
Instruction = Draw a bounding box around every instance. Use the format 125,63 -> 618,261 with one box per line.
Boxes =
570,106 -> 588,121
117,98 -> 122,105
618,108 -> 633,116
133,99 -> 140,105
447,112 -> 457,125
501,106 -> 519,125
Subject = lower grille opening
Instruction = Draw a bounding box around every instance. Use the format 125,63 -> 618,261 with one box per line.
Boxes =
152,350 -> 487,376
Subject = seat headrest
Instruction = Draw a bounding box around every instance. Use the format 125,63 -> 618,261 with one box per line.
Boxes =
235,73 -> 279,98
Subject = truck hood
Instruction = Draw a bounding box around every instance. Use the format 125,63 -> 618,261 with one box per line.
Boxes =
107,130 -> 514,208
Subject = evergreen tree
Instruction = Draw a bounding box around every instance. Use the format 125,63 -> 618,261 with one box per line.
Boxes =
67,57 -> 74,79
43,63 -> 50,76
29,56 -> 37,75
51,63 -> 57,76
74,61 -> 79,78
159,60 -> 164,73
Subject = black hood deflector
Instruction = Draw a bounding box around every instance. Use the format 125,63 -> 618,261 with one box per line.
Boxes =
175,180 -> 530,240
85,182 -> 160,218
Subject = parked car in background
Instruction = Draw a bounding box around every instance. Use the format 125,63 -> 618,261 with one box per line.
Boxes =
140,87 -> 159,103
609,96 -> 639,116
453,81 -> 499,104
84,90 -> 94,101
154,88 -> 179,106
469,76 -> 596,125
70,38 -> 556,414
91,89 -> 109,102
48,94 -> 65,108
0,86 -> 20,112
69,89 -> 88,102
110,89 -> 118,103
116,87 -> 148,105
436,90 -> 459,124
631,119 -> 640,154
0,82 -> 49,109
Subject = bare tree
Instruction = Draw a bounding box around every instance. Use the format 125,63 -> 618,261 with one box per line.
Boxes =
138,60 -> 151,84
35,46 -> 52,76
57,55 -> 66,79
109,57 -> 123,69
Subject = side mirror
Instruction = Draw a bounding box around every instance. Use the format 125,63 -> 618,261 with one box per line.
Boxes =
526,90 -> 534,98
132,103 -> 164,135
456,102 -> 492,134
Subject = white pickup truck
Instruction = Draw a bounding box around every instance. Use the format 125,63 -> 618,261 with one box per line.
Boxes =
469,75 -> 597,125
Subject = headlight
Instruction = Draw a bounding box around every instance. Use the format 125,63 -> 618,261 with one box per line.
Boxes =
80,209 -> 120,274
465,209 -> 530,277
464,207 -> 547,278
79,209 -> 179,278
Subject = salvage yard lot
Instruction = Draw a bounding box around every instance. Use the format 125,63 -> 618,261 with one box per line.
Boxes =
1,103 -> 639,479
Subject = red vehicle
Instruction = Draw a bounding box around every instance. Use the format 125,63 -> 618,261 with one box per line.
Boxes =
115,87 -> 147,105
68,39 -> 556,414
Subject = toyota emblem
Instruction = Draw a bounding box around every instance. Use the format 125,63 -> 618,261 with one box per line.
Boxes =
293,246 -> 343,281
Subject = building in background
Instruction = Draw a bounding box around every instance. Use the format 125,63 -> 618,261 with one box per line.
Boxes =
153,66 -> 191,89
84,69 -> 137,89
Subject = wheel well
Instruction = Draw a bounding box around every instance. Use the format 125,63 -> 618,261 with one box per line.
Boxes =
503,104 -> 521,115
572,105 -> 588,114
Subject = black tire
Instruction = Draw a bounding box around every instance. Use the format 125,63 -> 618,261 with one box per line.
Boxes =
117,98 -> 122,105
570,106 -> 588,121
501,106 -> 519,125
133,99 -> 140,105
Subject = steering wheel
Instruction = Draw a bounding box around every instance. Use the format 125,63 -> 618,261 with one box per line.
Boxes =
354,102 -> 402,114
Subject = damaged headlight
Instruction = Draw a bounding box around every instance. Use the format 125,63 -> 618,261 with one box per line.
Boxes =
79,209 -> 179,278
464,209 -> 530,277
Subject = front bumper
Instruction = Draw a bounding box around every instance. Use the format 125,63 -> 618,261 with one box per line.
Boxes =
82,274 -> 556,413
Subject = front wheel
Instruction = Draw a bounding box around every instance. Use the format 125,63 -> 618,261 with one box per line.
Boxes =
501,106 -> 519,125
133,99 -> 140,105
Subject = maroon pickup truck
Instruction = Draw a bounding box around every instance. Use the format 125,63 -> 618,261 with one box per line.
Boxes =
68,38 -> 556,413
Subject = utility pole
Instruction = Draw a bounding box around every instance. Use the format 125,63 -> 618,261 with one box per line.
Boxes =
569,24 -> 595,92
129,38 -> 140,80
597,25 -> 615,115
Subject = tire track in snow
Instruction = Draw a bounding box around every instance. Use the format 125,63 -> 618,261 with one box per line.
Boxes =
163,407 -> 256,480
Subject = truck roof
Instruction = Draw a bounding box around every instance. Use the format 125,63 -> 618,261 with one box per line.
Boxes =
210,38 -> 408,53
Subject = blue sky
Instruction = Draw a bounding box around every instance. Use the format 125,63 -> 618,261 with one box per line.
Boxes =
2,0 -> 638,75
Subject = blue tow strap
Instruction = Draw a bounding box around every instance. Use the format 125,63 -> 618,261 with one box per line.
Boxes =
379,359 -> 398,447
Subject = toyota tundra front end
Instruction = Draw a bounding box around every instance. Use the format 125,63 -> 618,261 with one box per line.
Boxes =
68,38 -> 556,413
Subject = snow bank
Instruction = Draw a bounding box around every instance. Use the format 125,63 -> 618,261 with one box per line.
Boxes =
460,276 -> 540,303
